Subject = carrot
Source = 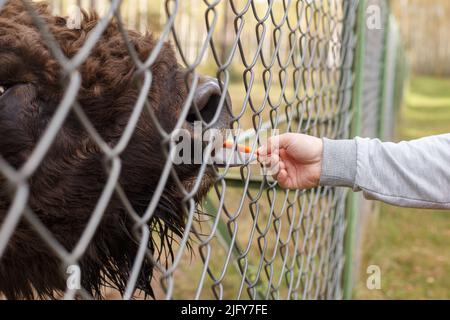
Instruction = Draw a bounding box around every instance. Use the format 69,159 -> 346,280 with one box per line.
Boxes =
223,140 -> 253,154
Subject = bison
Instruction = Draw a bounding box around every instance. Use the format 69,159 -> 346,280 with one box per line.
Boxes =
0,0 -> 232,299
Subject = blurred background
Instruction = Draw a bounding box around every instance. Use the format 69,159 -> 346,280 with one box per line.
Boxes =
37,0 -> 450,299
355,0 -> 450,300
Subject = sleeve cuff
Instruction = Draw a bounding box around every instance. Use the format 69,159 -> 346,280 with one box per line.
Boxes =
319,138 -> 357,188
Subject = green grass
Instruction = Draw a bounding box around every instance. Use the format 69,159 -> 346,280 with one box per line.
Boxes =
354,76 -> 450,300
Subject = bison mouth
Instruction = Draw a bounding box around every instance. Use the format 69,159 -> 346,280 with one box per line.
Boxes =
182,76 -> 253,169
179,74 -> 248,169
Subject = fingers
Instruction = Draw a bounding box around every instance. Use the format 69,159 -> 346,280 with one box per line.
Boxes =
257,139 -> 272,157
258,148 -> 294,188
258,133 -> 301,156
258,151 -> 276,168
279,148 -> 287,159
276,169 -> 289,188
258,135 -> 288,178
272,161 -> 286,181
259,151 -> 283,177
257,134 -> 291,157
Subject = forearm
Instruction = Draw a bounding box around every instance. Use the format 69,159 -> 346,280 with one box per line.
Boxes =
319,134 -> 450,209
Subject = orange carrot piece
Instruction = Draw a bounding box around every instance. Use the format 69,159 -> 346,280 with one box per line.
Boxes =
223,140 -> 253,154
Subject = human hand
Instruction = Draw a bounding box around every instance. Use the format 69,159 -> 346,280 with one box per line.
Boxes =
257,133 -> 323,189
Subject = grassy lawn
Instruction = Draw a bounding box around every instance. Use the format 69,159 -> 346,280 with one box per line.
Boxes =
354,76 -> 450,299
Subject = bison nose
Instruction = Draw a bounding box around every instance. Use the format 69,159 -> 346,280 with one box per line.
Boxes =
186,76 -> 232,128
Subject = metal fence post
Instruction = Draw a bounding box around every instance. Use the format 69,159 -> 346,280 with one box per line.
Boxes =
343,0 -> 367,300
379,13 -> 400,140
379,14 -> 391,139
393,39 -> 409,120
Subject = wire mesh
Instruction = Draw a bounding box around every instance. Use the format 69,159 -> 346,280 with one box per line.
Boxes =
0,0 -> 402,300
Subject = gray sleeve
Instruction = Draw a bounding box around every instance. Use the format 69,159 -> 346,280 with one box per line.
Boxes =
319,134 -> 450,209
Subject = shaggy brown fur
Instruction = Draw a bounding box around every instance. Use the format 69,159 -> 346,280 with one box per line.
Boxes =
0,0 -> 230,299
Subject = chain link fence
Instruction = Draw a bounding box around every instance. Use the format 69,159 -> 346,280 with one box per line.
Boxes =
0,0 -> 406,300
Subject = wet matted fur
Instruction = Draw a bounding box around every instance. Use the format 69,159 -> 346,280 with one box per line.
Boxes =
0,0 -> 224,299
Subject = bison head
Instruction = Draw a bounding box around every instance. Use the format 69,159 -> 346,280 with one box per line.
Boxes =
0,0 -> 232,299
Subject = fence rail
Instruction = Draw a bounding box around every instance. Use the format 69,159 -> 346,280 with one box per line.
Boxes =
0,0 -> 406,300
